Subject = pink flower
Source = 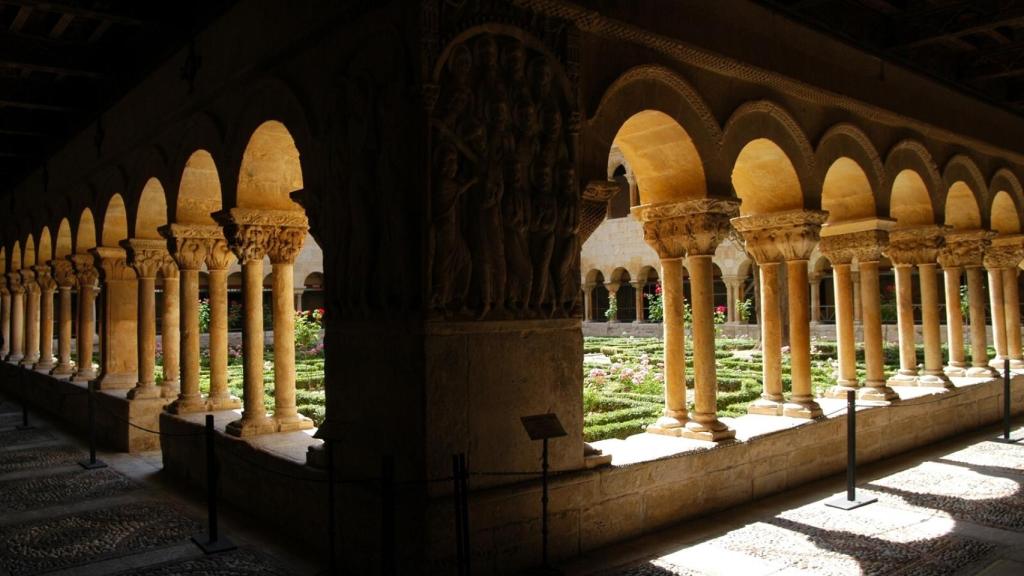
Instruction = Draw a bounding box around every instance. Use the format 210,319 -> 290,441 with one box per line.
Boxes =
715,305 -> 727,314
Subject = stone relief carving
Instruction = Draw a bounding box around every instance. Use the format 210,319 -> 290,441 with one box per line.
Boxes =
33,266 -> 56,293
19,269 -> 37,294
819,230 -> 888,265
938,230 -> 991,269
92,247 -> 137,282
429,29 -> 579,319
205,239 -> 235,272
52,260 -> 77,289
884,226 -> 944,266
70,255 -> 100,289
5,272 -> 23,294
984,235 -> 1024,270
731,210 -> 828,263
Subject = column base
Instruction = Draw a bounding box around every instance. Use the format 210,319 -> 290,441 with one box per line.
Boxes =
19,355 -> 40,369
274,413 -> 314,432
33,361 -> 55,374
747,396 -> 784,416
646,413 -> 688,435
160,381 -> 180,399
944,364 -> 967,377
127,384 -> 162,400
825,382 -> 860,399
859,383 -> 898,403
887,373 -> 919,386
917,371 -> 954,388
165,396 -> 207,414
782,400 -> 823,419
681,418 -> 735,442
225,415 -> 278,437
989,356 -> 1009,369
1010,358 -> 1024,369
6,354 -> 24,364
207,395 -> 242,411
96,373 -> 137,390
966,365 -> 999,378
71,368 -> 97,383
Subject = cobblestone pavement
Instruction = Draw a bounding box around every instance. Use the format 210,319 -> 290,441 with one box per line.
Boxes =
568,422 -> 1024,576
0,395 -> 319,576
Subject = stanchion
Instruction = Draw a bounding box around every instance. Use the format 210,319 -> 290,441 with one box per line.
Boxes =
15,401 -> 31,430
452,454 -> 471,576
826,390 -> 876,510
993,358 -> 1019,444
521,413 -> 566,575
381,455 -> 396,576
459,454 -> 470,576
79,381 -> 107,470
192,414 -> 235,553
323,439 -> 338,576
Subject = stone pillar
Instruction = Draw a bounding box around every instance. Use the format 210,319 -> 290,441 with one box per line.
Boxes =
1004,268 -> 1023,367
6,272 -> 24,363
51,260 -> 76,378
160,260 -> 180,398
0,282 -> 9,359
92,247 -> 138,390
819,235 -> 858,397
986,264 -> 1008,364
582,283 -> 595,322
809,275 -> 821,325
217,209 -> 279,437
33,266 -> 56,373
855,232 -> 898,402
632,281 -> 645,323
984,234 -> 1024,369
268,221 -> 314,432
206,238 -> 240,410
852,269 -> 862,325
734,209 -> 826,418
20,268 -> 40,368
126,240 -> 169,400
883,227 -> 943,386
965,265 -> 998,377
639,200 -> 738,440
294,288 -> 303,312
605,282 -> 620,322
166,225 -> 214,414
71,255 -> 99,382
917,262 -> 950,387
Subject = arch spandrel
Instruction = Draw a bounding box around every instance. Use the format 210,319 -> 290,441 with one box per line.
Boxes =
176,150 -> 223,225
37,227 -> 52,265
75,208 -> 97,254
100,194 -> 129,247
881,140 -> 942,223
890,170 -> 935,227
55,218 -> 72,259
235,120 -> 304,212
990,191 -> 1021,234
134,178 -> 169,239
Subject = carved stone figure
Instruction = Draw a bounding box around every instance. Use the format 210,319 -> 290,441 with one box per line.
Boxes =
431,144 -> 474,312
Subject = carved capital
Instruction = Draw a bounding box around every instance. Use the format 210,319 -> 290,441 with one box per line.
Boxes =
51,260 -> 77,288
205,238 -> 236,271
19,268 -> 37,294
215,208 -> 308,265
71,254 -> 99,288
91,246 -> 137,282
883,225 -> 945,266
268,225 -> 307,264
5,272 -> 23,294
126,238 -> 171,279
166,223 -> 218,271
938,229 -> 992,269
730,209 -> 828,263
33,265 -> 56,292
634,198 -> 739,258
984,234 -> 1024,270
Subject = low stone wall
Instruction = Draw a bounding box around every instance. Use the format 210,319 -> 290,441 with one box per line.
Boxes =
0,363 -> 169,452
583,321 -> 988,344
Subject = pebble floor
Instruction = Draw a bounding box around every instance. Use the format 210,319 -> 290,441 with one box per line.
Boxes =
0,395 -> 319,576
564,420 -> 1024,576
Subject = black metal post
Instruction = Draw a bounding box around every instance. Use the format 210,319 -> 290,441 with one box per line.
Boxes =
79,381 -> 106,470
825,390 -> 875,510
452,455 -> 465,575
381,455 -> 395,576
193,414 -> 234,554
459,453 -> 470,576
541,437 -> 549,568
1004,358 -> 1012,441
15,401 -> 30,430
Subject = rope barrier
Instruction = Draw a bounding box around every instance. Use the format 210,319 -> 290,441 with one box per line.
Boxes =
94,403 -> 205,438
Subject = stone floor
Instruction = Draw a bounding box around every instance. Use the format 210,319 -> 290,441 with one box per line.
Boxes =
565,420 -> 1024,576
0,394 -> 320,576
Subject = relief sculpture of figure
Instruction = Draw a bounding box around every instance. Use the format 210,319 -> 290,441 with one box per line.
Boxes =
502,40 -> 535,312
431,144 -> 474,313
529,160 -> 557,312
552,165 -> 581,316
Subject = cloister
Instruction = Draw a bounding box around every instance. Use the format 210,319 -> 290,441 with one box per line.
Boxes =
0,1 -> 1023,575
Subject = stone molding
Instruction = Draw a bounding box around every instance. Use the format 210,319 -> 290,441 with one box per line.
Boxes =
984,234 -> 1024,270
126,239 -> 172,280
635,198 -> 740,259
33,265 -> 56,293
730,209 -> 828,263
938,229 -> 992,269
91,246 -> 136,282
70,255 -> 100,288
884,225 -> 945,266
52,260 -> 77,289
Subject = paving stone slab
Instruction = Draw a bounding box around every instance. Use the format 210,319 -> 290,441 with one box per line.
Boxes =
0,501 -> 201,576
0,428 -> 55,449
0,445 -> 82,474
110,549 -> 297,576
0,467 -> 137,512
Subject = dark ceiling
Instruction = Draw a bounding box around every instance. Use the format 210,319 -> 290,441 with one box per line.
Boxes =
757,0 -> 1024,116
0,0 -> 235,196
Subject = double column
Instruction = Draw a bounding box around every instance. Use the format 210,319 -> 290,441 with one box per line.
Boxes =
883,226 -> 949,388
5,272 -> 24,363
92,247 -> 138,390
637,198 -> 737,441
819,233 -> 860,397
582,283 -> 595,322
984,235 -> 1024,368
126,240 -> 173,400
732,209 -> 825,418
19,268 -> 40,368
33,265 -> 56,373
942,230 -> 998,378
50,260 -> 77,378
70,254 -> 99,382
0,282 -> 9,359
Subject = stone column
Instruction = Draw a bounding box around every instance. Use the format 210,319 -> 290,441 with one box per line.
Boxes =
217,209 -> 279,436
986,264 -> 1008,364
966,265 -> 998,377
6,272 -> 24,363
126,240 -> 169,400
632,281 -> 645,323
855,232 -> 898,402
605,282 -> 620,322
734,210 -> 826,418
809,275 -> 821,325
0,282 -> 9,359
20,268 -> 40,368
1004,267 -> 1024,367
33,266 -> 56,373
917,262 -> 950,387
166,225 -> 215,414
206,237 -> 240,410
71,255 -> 99,382
294,289 -> 303,312
51,260 -> 76,378
582,283 -> 595,322
160,260 -> 180,398
852,269 -> 862,325
268,222 -> 314,432
819,235 -> 858,397
92,246 -> 138,390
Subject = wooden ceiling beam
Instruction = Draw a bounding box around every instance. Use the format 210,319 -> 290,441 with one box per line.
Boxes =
8,5 -> 31,33
49,13 -> 73,39
0,1 -> 143,26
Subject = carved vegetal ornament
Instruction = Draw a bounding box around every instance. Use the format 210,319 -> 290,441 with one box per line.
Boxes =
633,198 -> 740,259
938,229 -> 991,269
884,226 -> 944,266
731,210 -> 828,264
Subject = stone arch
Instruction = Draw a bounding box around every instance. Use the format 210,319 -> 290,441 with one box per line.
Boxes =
942,155 -> 987,229
585,65 -> 723,199
75,208 -> 97,253
723,101 -> 816,213
168,113 -> 227,216
0,247 -> 5,274
233,120 -> 304,212
944,181 -> 982,230
882,140 -> 943,225
584,268 -> 603,284
127,146 -> 170,220
100,194 -> 129,247
988,168 -> 1024,233
22,235 -> 35,267
990,191 -> 1021,234
610,110 -> 708,206
134,178 -> 169,240
176,150 -> 223,225
55,219 -> 72,259
637,264 -> 659,283
610,267 -> 631,285
816,124 -> 883,224
303,272 -> 324,289
37,227 -> 52,265
11,241 -> 20,270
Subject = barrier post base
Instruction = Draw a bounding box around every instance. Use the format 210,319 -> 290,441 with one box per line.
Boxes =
192,533 -> 236,555
78,459 -> 108,470
991,437 -> 1021,444
825,495 -> 877,510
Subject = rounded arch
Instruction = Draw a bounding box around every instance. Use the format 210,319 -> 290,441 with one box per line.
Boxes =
234,120 -> 304,211
942,155 -> 987,228
176,150 -> 223,225
75,208 -> 97,253
988,168 -> 1024,231
815,124 -> 884,193
584,65 -> 724,197
55,219 -> 72,259
0,247 -> 5,274
890,170 -> 935,227
303,272 -> 324,289
610,267 -> 631,285
585,269 -> 603,284
822,157 -> 877,224
945,181 -> 982,230
22,235 -> 35,267
127,146 -> 170,219
636,265 -> 659,282
37,227 -> 52,265
10,241 -> 21,270
100,194 -> 128,246
881,140 -> 942,222
723,101 -> 816,212
134,178 -> 169,239
611,110 -> 707,205
990,191 -> 1021,234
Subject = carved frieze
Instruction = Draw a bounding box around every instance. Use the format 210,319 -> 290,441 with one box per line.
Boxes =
938,229 -> 991,269
730,210 -> 828,264
884,226 -> 944,266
